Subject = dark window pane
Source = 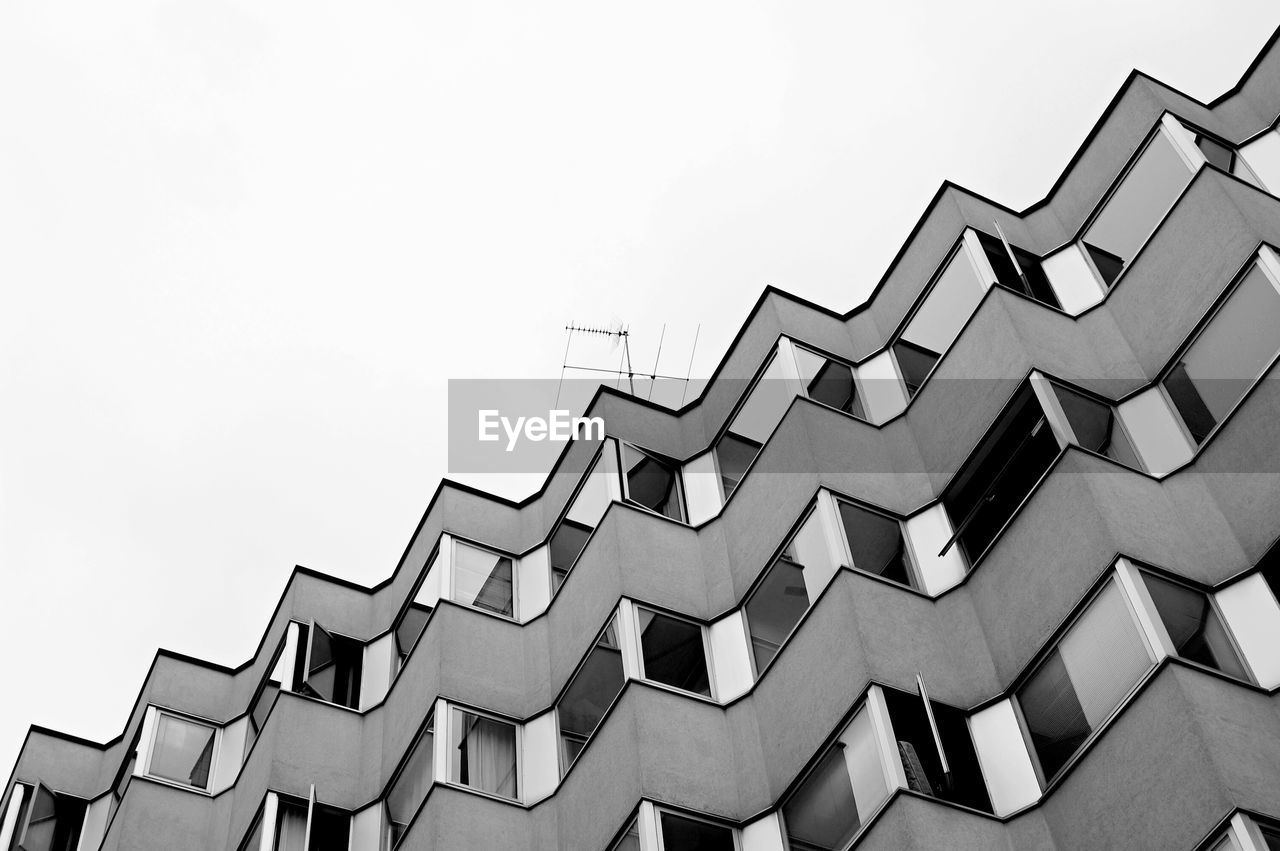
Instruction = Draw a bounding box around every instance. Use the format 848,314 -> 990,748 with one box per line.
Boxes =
149,715 -> 216,790
621,445 -> 685,522
837,501 -> 912,587
16,784 -> 84,851
891,339 -> 939,397
975,231 -> 1060,308
1082,242 -> 1125,288
557,620 -> 625,770
1163,263 -> 1280,444
394,605 -> 431,660
793,347 -> 863,418
714,432 -> 762,498
1083,129 -> 1193,281
745,557 -> 810,672
944,384 -> 1061,563
454,542 -> 515,617
302,624 -> 363,709
1141,572 -> 1247,679
658,812 -> 735,851
449,710 -> 518,799
1050,383 -> 1141,468
1260,541 -> 1280,604
881,688 -> 991,812
782,746 -> 860,850
386,718 -> 433,848
308,806 -> 350,851
637,610 -> 710,696
1260,825 -> 1280,850
549,519 -> 592,590
1195,134 -> 1235,171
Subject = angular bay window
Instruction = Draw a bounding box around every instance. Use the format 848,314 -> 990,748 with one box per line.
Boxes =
635,608 -> 711,697
715,353 -> 791,499
293,622 -> 363,710
835,499 -> 914,589
1015,579 -> 1155,783
744,507 -> 838,673
1140,571 -> 1248,679
892,240 -> 988,398
1047,382 -> 1142,468
1081,122 -> 1196,287
781,702 -> 891,850
385,714 -> 434,849
658,811 -> 736,851
452,540 -> 516,618
881,684 -> 990,812
549,445 -> 616,593
619,443 -> 686,522
973,230 -> 1060,308
147,713 -> 217,791
793,345 -> 863,418
556,617 -> 625,771
449,708 -> 518,800
1161,258 -> 1280,444
3,782 -> 86,851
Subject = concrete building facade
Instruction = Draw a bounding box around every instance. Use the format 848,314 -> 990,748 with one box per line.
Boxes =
7,28 -> 1280,851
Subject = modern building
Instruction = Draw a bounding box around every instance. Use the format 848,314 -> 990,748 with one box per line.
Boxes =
9,27 -> 1280,851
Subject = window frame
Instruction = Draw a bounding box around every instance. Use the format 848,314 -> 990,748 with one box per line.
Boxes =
449,535 -> 520,620
383,711 -> 436,851
546,441 -> 615,596
445,704 -> 523,803
553,614 -> 627,776
1136,567 -> 1254,683
297,620 -> 364,710
710,348 -> 786,502
389,538 -> 444,670
653,806 -> 741,851
830,494 -> 920,591
631,604 -> 717,700
789,340 -> 867,421
615,441 -> 688,524
143,709 -> 221,794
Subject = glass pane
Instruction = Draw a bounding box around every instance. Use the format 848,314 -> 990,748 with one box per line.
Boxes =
273,802 -> 308,851
900,245 -> 987,357
1261,825 -> 1280,850
1018,581 -> 1153,781
621,445 -> 685,522
745,557 -> 810,673
453,542 -> 515,617
304,625 -> 362,709
308,806 -> 349,851
714,432 -> 761,499
1141,572 -> 1247,679
1164,264 -> 1280,443
728,353 -> 792,445
1195,134 -> 1234,171
238,810 -> 264,851
794,347 -> 863,418
836,501 -> 912,587
565,453 -> 612,529
658,812 -> 735,851
150,715 -> 216,789
18,784 -> 81,851
1083,129 -> 1194,282
636,609 -> 710,696
782,746 -> 860,850
610,819 -> 641,851
891,339 -> 939,398
975,230 -> 1060,308
557,618 -> 625,770
1050,383 -> 1141,468
394,605 -> 431,660
549,520 -> 592,589
881,687 -> 991,812
449,709 -> 518,799
4,787 -> 32,851
386,718 -> 434,845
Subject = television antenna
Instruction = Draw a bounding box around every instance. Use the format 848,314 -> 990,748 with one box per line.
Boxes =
555,321 -> 700,407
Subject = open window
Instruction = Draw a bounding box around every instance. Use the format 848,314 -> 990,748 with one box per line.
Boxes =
1161,256 -> 1280,445
634,607 -> 712,697
452,539 -> 516,618
448,708 -> 519,800
271,789 -> 350,851
792,344 -> 863,418
385,714 -> 434,849
835,498 -> 915,589
880,679 -> 991,812
1015,578 -> 1156,784
556,616 -> 625,772
657,810 -> 737,851
1080,120 -> 1196,288
1139,571 -> 1248,679
4,782 -> 87,851
293,622 -> 363,710
973,229 -> 1060,308
145,712 -> 217,791
618,443 -> 686,522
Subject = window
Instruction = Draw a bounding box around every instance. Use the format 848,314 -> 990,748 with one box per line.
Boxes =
4,783 -> 86,851
744,508 -> 837,673
549,519 -> 591,593
880,685 -> 990,812
1261,823 -> 1280,850
620,444 -> 686,522
549,446 -> 616,592
293,622 -> 363,710
781,703 -> 891,850
835,500 -> 913,588
557,617 -> 625,771
715,353 -> 791,499
449,709 -> 518,800
1260,540 -> 1280,604
1162,260 -> 1280,444
385,714 -> 434,849
273,796 -> 349,851
635,608 -> 711,697
1140,572 -> 1248,679
148,713 -> 217,791
1015,580 -> 1155,783
973,230 -> 1060,308
393,549 -> 439,665
245,639 -> 287,757
237,808 -> 264,851
892,241 -> 988,397
452,540 -> 516,617
793,345 -> 863,418
943,384 -> 1061,563
658,811 -> 736,851
1195,133 -> 1235,171
1081,126 -> 1195,287
1048,382 -> 1141,468
610,818 -> 641,851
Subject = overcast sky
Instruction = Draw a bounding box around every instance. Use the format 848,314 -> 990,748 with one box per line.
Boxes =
1,0 -> 1275,779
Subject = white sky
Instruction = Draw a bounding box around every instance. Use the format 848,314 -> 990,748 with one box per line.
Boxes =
1,0 -> 1274,778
